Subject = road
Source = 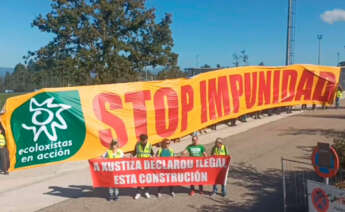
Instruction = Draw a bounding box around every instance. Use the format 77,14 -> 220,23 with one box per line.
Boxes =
1,104 -> 345,212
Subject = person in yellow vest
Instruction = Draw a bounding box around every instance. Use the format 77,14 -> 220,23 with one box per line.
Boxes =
133,134 -> 154,200
335,87 -> 343,109
210,137 -> 228,197
0,127 -> 9,175
102,140 -> 124,201
155,138 -> 175,198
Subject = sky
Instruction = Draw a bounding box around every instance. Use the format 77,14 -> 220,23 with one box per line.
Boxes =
0,0 -> 345,69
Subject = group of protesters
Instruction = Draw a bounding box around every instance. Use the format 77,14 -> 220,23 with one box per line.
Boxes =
204,86 -> 344,132
101,86 -> 344,201
0,86 -> 342,202
102,134 -> 229,201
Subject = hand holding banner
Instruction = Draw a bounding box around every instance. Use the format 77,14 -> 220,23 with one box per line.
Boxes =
0,65 -> 340,171
88,156 -> 231,188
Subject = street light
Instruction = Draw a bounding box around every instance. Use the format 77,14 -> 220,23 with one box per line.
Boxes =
317,34 -> 323,65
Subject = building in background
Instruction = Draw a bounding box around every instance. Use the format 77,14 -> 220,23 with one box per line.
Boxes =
184,67 -> 226,78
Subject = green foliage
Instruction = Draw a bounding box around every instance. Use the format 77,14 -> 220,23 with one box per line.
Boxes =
333,134 -> 345,169
23,0 -> 178,86
232,53 -> 240,67
201,64 -> 211,68
0,63 -> 45,92
156,66 -> 186,80
0,93 -> 24,108
240,50 -> 248,65
338,61 -> 345,67
233,50 -> 249,67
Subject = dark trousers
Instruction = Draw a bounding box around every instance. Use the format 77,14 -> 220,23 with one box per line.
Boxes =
137,187 -> 148,193
190,185 -> 203,191
158,186 -> 174,193
336,97 -> 340,108
0,147 -> 9,172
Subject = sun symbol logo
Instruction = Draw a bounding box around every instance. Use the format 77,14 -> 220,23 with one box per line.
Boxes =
22,97 -> 72,142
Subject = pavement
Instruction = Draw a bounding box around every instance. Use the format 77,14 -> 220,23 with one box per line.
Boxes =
1,103 -> 344,212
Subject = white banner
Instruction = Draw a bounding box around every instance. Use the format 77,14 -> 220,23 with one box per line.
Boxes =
307,180 -> 345,212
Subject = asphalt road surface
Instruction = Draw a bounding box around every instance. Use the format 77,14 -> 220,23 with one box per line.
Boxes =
36,104 -> 345,212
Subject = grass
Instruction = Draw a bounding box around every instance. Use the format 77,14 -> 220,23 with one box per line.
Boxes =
0,92 -> 24,108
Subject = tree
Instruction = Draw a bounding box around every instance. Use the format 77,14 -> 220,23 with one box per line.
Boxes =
201,64 -> 211,68
232,53 -> 240,67
333,134 -> 345,170
239,50 -> 248,66
338,61 -> 345,67
156,66 -> 186,80
0,77 -> 4,92
26,0 -> 178,85
258,61 -> 265,66
216,64 -> 221,68
3,72 -> 10,91
233,50 -> 249,67
12,64 -> 29,92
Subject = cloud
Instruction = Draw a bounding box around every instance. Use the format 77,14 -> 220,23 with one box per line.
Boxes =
321,9 -> 345,24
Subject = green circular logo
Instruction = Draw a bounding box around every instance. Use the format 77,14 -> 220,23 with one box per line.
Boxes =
11,91 -> 86,168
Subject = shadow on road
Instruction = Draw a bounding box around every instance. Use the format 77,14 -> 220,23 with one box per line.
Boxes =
279,128 -> 345,161
44,185 -> 106,199
294,145 -> 314,160
44,185 -> 190,199
296,113 -> 345,120
278,127 -> 344,139
195,163 -> 282,212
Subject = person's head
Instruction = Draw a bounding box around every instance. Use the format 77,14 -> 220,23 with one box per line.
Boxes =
110,140 -> 119,150
139,134 -> 148,145
192,135 -> 199,145
215,137 -> 223,148
192,131 -> 198,137
161,138 -> 170,148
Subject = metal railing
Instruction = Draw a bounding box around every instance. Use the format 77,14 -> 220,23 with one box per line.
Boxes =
282,157 -> 323,212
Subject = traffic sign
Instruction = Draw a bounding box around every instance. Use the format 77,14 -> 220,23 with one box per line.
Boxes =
312,143 -> 339,178
311,187 -> 329,212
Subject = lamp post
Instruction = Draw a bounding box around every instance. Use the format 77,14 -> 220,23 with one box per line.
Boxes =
317,34 -> 323,65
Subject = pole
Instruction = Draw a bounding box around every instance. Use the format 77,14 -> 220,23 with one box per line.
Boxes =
325,177 -> 329,185
318,38 -> 321,65
285,0 -> 292,65
317,34 -> 323,65
281,157 -> 287,212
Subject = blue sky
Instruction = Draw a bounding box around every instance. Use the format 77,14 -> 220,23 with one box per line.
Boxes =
0,0 -> 345,69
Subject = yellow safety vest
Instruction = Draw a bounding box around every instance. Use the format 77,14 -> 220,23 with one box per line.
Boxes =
0,134 -> 6,147
337,91 -> 343,98
214,145 -> 227,156
136,143 -> 152,158
157,148 -> 174,157
106,149 -> 123,159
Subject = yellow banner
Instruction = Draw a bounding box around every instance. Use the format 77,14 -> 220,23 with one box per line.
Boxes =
0,65 -> 340,171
